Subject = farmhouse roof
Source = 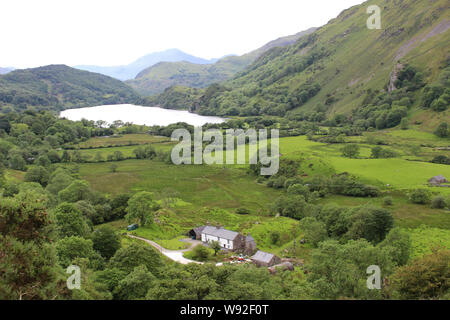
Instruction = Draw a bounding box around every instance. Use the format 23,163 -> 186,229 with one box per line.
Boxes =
251,250 -> 275,263
192,226 -> 206,235
202,226 -> 240,241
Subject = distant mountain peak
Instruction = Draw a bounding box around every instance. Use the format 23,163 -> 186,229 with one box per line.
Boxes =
74,49 -> 220,81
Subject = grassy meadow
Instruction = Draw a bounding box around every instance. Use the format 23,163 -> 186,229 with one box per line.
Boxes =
83,128 -> 448,262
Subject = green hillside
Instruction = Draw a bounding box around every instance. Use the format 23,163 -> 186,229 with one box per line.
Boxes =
0,65 -> 140,113
190,0 -> 449,130
128,28 -> 317,96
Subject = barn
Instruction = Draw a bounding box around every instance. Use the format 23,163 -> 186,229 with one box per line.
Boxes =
188,226 -> 206,240
251,250 -> 282,267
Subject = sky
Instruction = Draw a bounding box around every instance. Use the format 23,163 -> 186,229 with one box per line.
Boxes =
0,0 -> 366,69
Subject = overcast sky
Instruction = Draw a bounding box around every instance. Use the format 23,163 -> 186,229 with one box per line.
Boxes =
0,0 -> 366,69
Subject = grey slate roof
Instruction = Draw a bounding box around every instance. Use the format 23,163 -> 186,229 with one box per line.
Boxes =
251,250 -> 275,263
202,226 -> 239,241
193,226 -> 206,235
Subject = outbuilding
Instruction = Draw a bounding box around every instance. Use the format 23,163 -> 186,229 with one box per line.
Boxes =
188,226 -> 206,240
251,250 -> 281,267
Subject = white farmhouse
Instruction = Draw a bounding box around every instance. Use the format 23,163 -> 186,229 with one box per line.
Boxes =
200,226 -> 245,250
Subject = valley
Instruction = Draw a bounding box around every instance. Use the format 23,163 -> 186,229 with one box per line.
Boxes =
0,0 -> 449,302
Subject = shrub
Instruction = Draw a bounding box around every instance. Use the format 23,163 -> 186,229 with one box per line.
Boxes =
430,196 -> 446,209
408,189 -> 431,204
190,245 -> 210,262
383,196 -> 393,206
235,208 -> 250,215
341,144 -> 360,158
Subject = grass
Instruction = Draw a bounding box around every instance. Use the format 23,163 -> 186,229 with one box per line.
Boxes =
76,134 -> 170,148
320,194 -> 450,229
63,142 -> 176,162
81,129 -> 449,263
4,169 -> 25,182
156,236 -> 190,250
406,226 -> 450,258
276,135 -> 450,193
77,159 -> 281,212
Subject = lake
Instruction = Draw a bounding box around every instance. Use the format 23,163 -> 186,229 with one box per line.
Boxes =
59,104 -> 226,126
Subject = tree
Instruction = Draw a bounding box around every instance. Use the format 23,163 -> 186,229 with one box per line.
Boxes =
434,122 -> 449,138
46,169 -> 74,195
61,150 -> 71,163
24,166 -> 50,187
110,193 -> 131,220
92,226 -> 121,259
109,163 -> 118,173
58,180 -> 91,203
126,191 -> 159,226
408,189 -> 431,204
109,243 -> 162,275
210,241 -> 222,256
308,240 -> 393,299
113,151 -> 124,161
94,152 -> 104,162
0,194 -> 59,299
191,245 -> 210,262
345,206 -> 394,244
430,196 -> 447,209
378,228 -> 411,267
53,202 -> 91,238
400,118 -> 409,130
114,266 -> 155,300
390,248 -> 449,299
55,236 -> 98,267
299,217 -> 327,247
341,144 -> 360,158
8,154 -> 26,171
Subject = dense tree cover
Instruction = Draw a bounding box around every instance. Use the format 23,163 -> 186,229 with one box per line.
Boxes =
0,191 -> 62,299
0,65 -> 139,112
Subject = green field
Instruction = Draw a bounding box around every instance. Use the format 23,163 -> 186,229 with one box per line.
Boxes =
76,134 -> 170,148
87,130 -> 449,261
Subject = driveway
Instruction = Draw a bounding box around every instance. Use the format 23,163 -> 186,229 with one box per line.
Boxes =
127,234 -> 224,266
127,234 -> 202,265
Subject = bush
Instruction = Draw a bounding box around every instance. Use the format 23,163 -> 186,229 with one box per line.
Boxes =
341,144 -> 360,158
431,155 -> 450,165
430,196 -> 446,209
408,189 -> 431,204
235,208 -> 250,215
190,245 -> 210,262
383,196 -> 393,206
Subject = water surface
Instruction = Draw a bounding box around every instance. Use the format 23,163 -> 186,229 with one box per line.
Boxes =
60,104 -> 225,126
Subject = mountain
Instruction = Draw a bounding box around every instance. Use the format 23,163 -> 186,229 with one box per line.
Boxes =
128,28 -> 317,96
0,67 -> 14,75
75,49 -> 217,81
190,0 -> 449,130
0,65 -> 139,113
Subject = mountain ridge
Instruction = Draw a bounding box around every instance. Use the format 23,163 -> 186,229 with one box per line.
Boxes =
75,48 -> 218,81
0,64 -> 139,112
128,28 -> 318,96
